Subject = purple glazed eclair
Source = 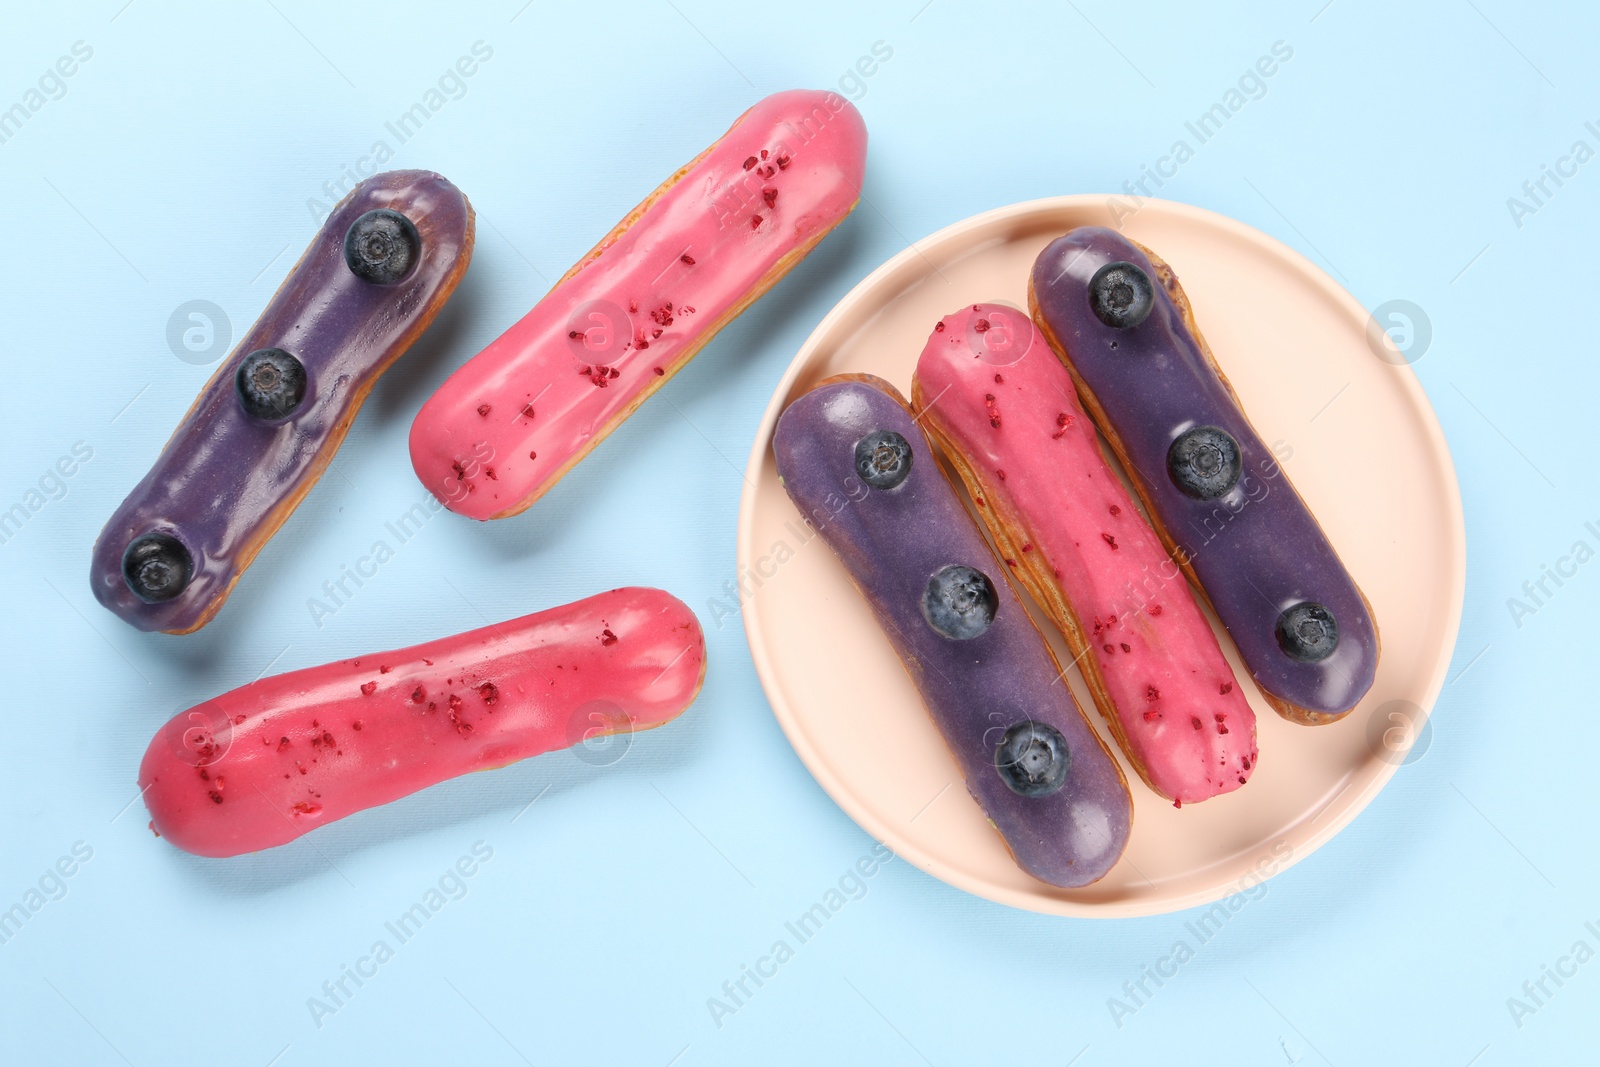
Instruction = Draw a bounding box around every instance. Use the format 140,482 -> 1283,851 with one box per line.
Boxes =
1029,227 -> 1378,724
773,373 -> 1132,888
91,170 -> 474,633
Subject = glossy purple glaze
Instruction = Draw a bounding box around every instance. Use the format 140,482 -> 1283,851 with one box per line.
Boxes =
91,170 -> 474,633
1030,227 -> 1376,719
773,375 -> 1132,888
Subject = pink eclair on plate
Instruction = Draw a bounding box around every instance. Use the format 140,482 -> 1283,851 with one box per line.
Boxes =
912,303 -> 1257,804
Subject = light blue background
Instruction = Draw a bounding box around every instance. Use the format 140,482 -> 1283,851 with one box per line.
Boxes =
1,0 -> 1593,1063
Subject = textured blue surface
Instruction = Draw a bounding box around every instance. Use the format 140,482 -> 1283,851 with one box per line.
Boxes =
0,1 -> 1593,1063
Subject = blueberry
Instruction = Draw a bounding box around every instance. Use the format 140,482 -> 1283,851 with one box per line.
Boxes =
1167,425 -> 1241,500
921,565 -> 997,640
122,532 -> 192,603
1088,261 -> 1154,329
994,720 -> 1070,797
1276,602 -> 1339,662
343,208 -> 420,284
854,430 -> 912,490
236,349 -> 307,420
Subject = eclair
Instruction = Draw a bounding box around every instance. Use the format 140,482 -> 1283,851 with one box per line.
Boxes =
91,170 -> 474,633
773,374 -> 1131,888
913,303 -> 1257,803
1030,228 -> 1378,723
141,588 -> 705,857
410,89 -> 867,519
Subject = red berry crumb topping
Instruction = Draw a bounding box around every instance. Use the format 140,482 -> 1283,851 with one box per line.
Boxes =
360,681 -> 377,696
983,393 -> 1002,429
477,404 -> 491,417
600,628 -> 618,646
581,365 -> 622,387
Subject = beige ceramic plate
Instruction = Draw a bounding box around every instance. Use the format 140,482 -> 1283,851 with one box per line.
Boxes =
737,196 -> 1465,917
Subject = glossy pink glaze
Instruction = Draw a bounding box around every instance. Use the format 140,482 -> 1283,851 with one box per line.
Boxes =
140,588 -> 705,857
913,305 -> 1256,803
410,89 -> 868,519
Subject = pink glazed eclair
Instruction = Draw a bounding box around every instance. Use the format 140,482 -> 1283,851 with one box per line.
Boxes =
912,304 -> 1257,804
140,588 -> 705,857
410,89 -> 867,518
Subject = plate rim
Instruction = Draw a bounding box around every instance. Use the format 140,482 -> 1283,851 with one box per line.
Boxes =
737,194 -> 1467,918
